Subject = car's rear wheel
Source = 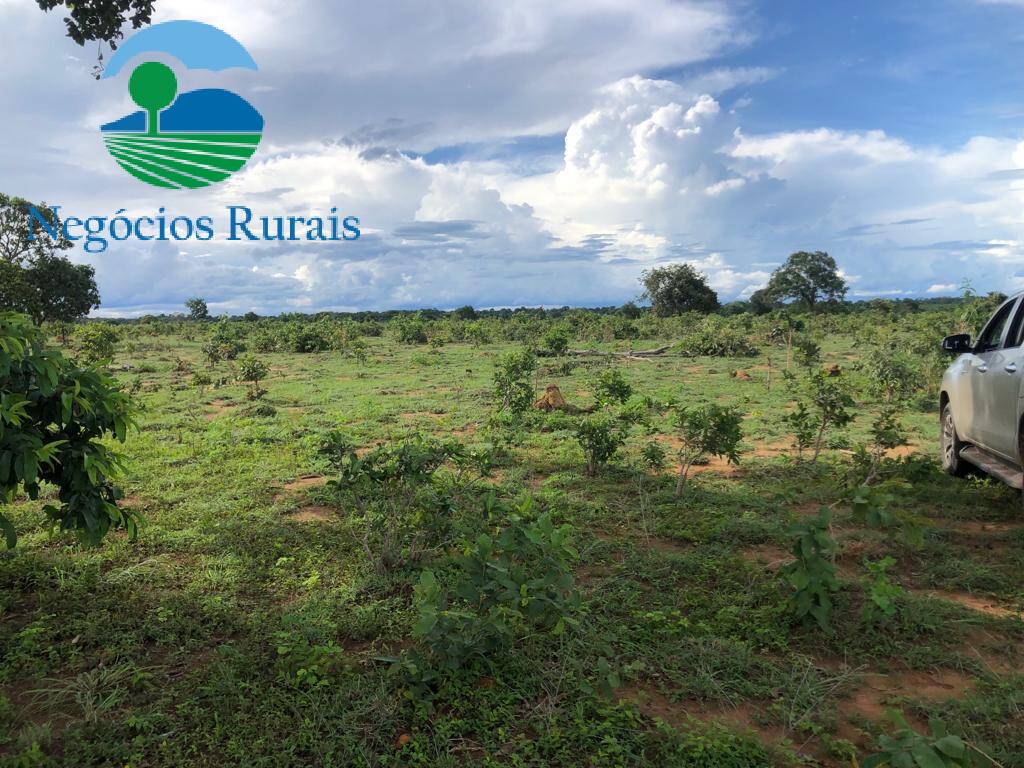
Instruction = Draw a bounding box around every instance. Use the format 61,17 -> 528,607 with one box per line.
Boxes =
940,402 -> 968,476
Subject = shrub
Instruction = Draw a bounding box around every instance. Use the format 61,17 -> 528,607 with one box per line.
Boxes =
783,402 -> 817,459
861,556 -> 902,625
0,313 -> 135,547
248,327 -> 279,353
640,440 -> 667,471
859,345 -> 920,405
780,508 -> 839,630
73,324 -> 118,364
190,370 -> 212,392
390,316 -> 428,345
283,320 -> 332,353
542,325 -> 571,356
411,506 -> 579,673
592,367 -> 632,408
575,414 -> 627,475
493,348 -> 536,415
864,712 -> 995,768
797,368 -> 855,461
235,354 -> 269,400
672,403 -> 743,497
328,438 -> 466,571
677,316 -> 758,358
202,320 -> 245,365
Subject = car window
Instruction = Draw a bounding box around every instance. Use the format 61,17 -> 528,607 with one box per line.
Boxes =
975,299 -> 1017,352
1006,300 -> 1024,349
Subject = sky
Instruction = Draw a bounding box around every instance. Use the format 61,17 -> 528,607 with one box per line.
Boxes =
1,0 -> 1024,316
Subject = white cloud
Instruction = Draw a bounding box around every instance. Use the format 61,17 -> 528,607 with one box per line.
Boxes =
3,2 -> 1024,314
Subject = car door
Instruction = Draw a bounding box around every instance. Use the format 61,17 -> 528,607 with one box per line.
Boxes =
967,296 -> 1022,457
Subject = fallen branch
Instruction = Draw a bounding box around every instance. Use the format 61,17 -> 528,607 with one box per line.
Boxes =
557,345 -> 672,360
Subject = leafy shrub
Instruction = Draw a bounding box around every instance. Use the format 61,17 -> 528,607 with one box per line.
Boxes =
465,321 -> 490,347
575,414 -> 627,475
272,626 -> 343,688
248,327 -> 279,353
671,403 -> 743,497
201,321 -> 247,366
411,506 -> 579,674
542,325 -> 571,356
783,402 -> 817,458
592,367 -> 632,408
1,313 -> 135,547
190,370 -> 212,392
855,406 -> 909,483
282,320 -> 332,353
780,508 -> 839,630
235,354 -> 269,400
849,482 -> 923,545
390,316 -> 428,345
493,348 -> 536,414
640,440 -> 667,471
315,429 -> 353,471
864,712 -> 996,768
73,323 -> 119,363
859,345 -> 920,405
677,316 -> 758,358
328,438 -> 466,571
794,368 -> 855,461
861,556 -> 903,624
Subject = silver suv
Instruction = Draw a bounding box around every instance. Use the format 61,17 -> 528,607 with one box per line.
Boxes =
940,292 -> 1024,490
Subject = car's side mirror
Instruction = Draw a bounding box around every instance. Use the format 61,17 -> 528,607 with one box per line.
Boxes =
941,333 -> 972,354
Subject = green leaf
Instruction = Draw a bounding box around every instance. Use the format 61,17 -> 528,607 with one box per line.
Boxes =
0,513 -> 16,549
910,743 -> 947,768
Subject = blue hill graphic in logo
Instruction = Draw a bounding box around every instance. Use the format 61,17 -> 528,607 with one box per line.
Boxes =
99,21 -> 263,190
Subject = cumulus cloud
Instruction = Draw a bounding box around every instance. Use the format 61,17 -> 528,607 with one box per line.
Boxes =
3,1 -> 1024,314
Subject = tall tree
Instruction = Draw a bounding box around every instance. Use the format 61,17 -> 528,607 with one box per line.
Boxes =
762,251 -> 847,311
640,264 -> 719,317
0,196 -> 100,324
186,297 -> 210,320
0,194 -> 71,265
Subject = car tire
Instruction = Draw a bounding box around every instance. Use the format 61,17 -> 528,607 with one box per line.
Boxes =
940,402 -> 968,476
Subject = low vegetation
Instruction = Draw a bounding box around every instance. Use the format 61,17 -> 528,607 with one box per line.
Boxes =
1,292 -> 1022,767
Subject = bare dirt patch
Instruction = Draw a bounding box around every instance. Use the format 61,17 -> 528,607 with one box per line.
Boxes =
646,537 -> 692,555
911,588 -> 1023,621
740,543 -> 791,570
287,506 -> 336,523
838,667 -> 974,743
618,684 -> 788,747
204,398 -> 234,420
278,475 -> 329,496
950,520 -> 1024,535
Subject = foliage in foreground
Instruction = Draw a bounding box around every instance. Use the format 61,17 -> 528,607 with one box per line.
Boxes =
0,312 -> 134,547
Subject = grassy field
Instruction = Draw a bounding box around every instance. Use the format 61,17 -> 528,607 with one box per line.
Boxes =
2,326 -> 1023,767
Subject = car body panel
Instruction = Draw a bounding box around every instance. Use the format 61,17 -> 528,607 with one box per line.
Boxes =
941,293 -> 1024,471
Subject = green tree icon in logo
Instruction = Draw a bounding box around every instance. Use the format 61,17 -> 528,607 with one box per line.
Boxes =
129,62 -> 177,136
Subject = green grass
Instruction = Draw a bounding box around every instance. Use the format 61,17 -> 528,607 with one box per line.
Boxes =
1,331 -> 1023,767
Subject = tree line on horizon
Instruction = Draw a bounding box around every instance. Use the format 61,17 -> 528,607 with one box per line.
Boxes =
1,194 -> 995,328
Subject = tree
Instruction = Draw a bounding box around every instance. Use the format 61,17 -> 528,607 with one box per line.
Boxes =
185,297 -> 210,321
0,313 -> 135,548
22,254 -> 100,325
762,251 -> 847,311
0,195 -> 99,325
35,0 -> 156,48
640,264 -> 719,317
0,194 -> 72,265
672,404 -> 743,497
